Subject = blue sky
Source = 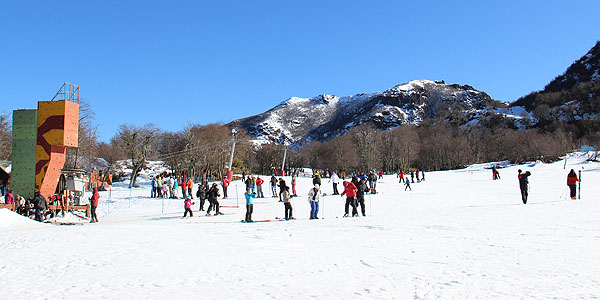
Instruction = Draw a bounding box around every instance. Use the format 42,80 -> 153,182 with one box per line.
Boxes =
1,0 -> 599,141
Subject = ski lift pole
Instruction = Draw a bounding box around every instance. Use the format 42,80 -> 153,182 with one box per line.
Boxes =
235,185 -> 239,208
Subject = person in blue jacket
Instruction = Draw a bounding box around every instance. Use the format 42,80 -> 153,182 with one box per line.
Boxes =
244,187 -> 256,222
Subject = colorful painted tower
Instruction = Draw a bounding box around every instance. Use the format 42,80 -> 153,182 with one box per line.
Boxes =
11,83 -> 79,199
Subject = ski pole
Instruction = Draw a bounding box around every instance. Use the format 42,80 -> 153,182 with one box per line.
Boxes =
559,187 -> 568,200
236,185 -> 239,208
578,169 -> 582,200
369,194 -> 372,217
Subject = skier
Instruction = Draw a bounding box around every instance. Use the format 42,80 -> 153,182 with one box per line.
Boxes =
241,171 -> 246,183
351,173 -> 360,188
89,187 -> 100,223
397,170 -> 405,183
341,181 -> 358,217
307,184 -> 323,219
518,169 -> 531,204
378,171 -> 384,179
256,177 -> 265,198
183,195 -> 195,218
356,178 -> 369,216
196,183 -> 207,211
221,177 -> 230,199
282,186 -> 294,220
405,178 -> 412,191
416,170 -> 420,183
270,175 -> 278,197
368,171 -> 377,194
330,171 -> 340,195
567,169 -> 580,200
206,183 -> 223,215
421,170 -> 425,181
244,187 -> 256,222
410,171 -> 414,184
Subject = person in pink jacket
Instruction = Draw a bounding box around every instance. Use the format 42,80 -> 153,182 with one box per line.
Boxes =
183,195 -> 195,218
4,190 -> 14,205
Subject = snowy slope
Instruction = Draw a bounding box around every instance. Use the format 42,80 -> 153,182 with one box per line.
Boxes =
230,80 -> 502,145
1,153 -> 599,299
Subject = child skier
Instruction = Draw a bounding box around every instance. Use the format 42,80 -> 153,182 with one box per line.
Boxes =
405,178 -> 412,191
183,195 -> 195,218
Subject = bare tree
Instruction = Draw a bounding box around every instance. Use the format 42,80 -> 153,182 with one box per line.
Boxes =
0,112 -> 11,161
115,123 -> 160,187
65,99 -> 98,170
97,140 -> 126,185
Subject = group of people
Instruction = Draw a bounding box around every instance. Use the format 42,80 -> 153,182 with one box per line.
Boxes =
151,175 -> 196,199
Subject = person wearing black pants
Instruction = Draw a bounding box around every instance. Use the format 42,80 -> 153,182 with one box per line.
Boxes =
282,187 -> 293,220
244,188 -> 256,222
206,183 -> 223,215
356,179 -> 369,216
518,169 -> 531,204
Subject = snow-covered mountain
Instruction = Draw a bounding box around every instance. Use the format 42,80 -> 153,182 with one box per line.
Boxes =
545,41 -> 600,93
229,80 -> 500,145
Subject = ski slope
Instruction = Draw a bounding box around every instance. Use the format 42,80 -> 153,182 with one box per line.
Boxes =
1,153 -> 599,299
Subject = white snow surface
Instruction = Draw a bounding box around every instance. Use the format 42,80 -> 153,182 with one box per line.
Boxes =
2,153 -> 600,299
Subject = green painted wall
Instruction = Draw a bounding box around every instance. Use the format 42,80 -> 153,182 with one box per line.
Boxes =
11,109 -> 38,199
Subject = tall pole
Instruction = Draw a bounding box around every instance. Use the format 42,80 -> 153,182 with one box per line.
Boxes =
281,147 -> 287,176
226,129 -> 237,182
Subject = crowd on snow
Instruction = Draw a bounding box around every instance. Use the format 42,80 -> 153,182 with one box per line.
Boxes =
0,166 -> 582,224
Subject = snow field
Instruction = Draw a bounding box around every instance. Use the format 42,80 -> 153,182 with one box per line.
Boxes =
1,153 -> 599,299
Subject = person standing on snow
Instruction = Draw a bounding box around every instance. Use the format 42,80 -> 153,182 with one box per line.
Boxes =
368,171 -> 377,194
398,170 -> 406,183
32,191 -> 47,222
245,176 -> 253,192
291,174 -> 298,197
244,187 -> 256,222
183,195 -> 195,218
356,178 -> 369,216
221,177 -> 230,199
196,183 -> 207,211
89,187 -> 100,223
151,177 -> 157,198
330,171 -> 340,195
206,183 -> 223,215
312,171 -> 322,186
307,184 -> 323,219
181,177 -> 187,199
282,186 -> 294,220
278,178 -> 288,202
270,175 -> 278,197
567,169 -> 580,200
256,177 -> 265,198
518,169 -> 531,204
341,181 -> 358,217
187,177 -> 194,199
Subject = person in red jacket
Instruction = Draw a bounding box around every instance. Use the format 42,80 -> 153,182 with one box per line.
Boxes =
341,181 -> 359,217
221,177 -> 230,199
567,169 -> 580,200
89,187 -> 100,223
181,178 -> 187,198
255,177 -> 265,198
